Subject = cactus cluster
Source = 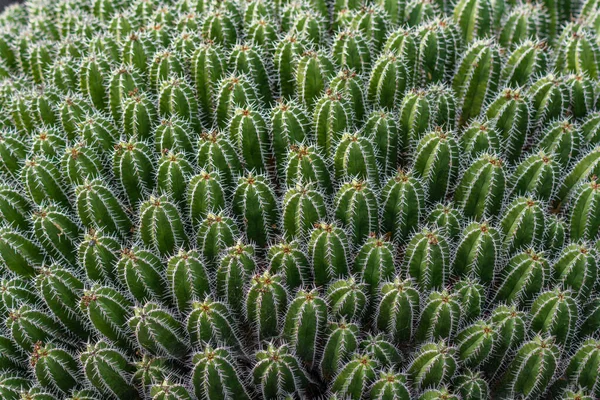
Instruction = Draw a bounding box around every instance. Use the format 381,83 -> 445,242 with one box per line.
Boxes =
1,0 -> 600,399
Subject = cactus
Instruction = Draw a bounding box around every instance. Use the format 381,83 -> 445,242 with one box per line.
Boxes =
404,227 -> 450,290
246,271 -> 288,341
454,153 -> 506,220
408,341 -> 457,390
32,204 -> 82,266
80,341 -> 140,400
453,40 -> 501,127
117,246 -> 169,305
555,28 -> 600,79
282,183 -> 327,242
334,179 -> 379,247
380,170 -> 425,242
453,221 -> 500,284
149,379 -> 192,400
228,106 -> 271,174
494,248 -> 549,304
186,170 -> 226,229
296,50 -> 335,112
283,288 -> 328,368
569,176 -> 600,242
129,302 -> 189,358
485,87 -> 531,163
508,151 -> 559,202
454,369 -> 489,400
257,247 -> 302,291
416,288 -> 462,342
315,90 -> 354,159
166,249 -> 210,314
138,195 -> 189,256
0,224 -> 43,277
530,287 -> 578,345
413,127 -> 459,202
331,352 -> 378,399
455,278 -> 485,321
415,19 -> 461,86
353,235 -> 396,298
37,264 -> 89,340
253,343 -> 313,399
186,297 -> 244,352
196,130 -> 242,191
232,173 -> 279,247
327,276 -> 367,321
320,319 -> 360,381
112,139 -> 155,209
75,178 -> 133,239
501,40 -> 549,87
216,241 -> 257,316
537,119 -> 581,168
498,336 -> 560,399
418,387 -> 459,400
498,3 -> 549,48
368,52 -> 409,111
499,196 -> 546,254
284,144 -> 333,195
271,100 -> 311,176
154,118 -> 195,156
30,342 -> 80,394
359,334 -> 403,368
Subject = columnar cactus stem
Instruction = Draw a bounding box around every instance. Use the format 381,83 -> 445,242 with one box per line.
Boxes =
334,179 -> 379,247
166,249 -> 210,314
232,173 -> 279,248
408,341 -> 457,390
186,297 -> 245,352
454,153 -> 506,220
284,144 -> 333,195
128,302 -> 189,358
80,341 -> 140,400
117,246 -> 169,305
368,52 -> 409,110
282,183 -> 327,241
416,288 -> 461,342
494,248 -> 549,305
245,271 -> 287,341
228,106 -> 271,174
499,197 -> 546,254
380,170 -> 425,242
453,221 -> 500,284
320,320 -> 360,381
413,127 -> 459,202
32,204 -> 82,266
30,342 -> 80,394
283,288 -> 328,369
453,40 -> 501,127
138,194 -> 189,256
404,227 -> 450,290
196,211 -> 240,265
271,101 -> 311,176
376,277 -> 420,343
80,284 -> 134,351
36,264 -> 89,340
191,346 -> 251,400
331,353 -> 378,400
334,132 -> 379,186
498,336 -> 560,399
0,224 -> 43,277
308,222 -> 350,287
253,343 -> 313,399
267,240 -> 311,290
